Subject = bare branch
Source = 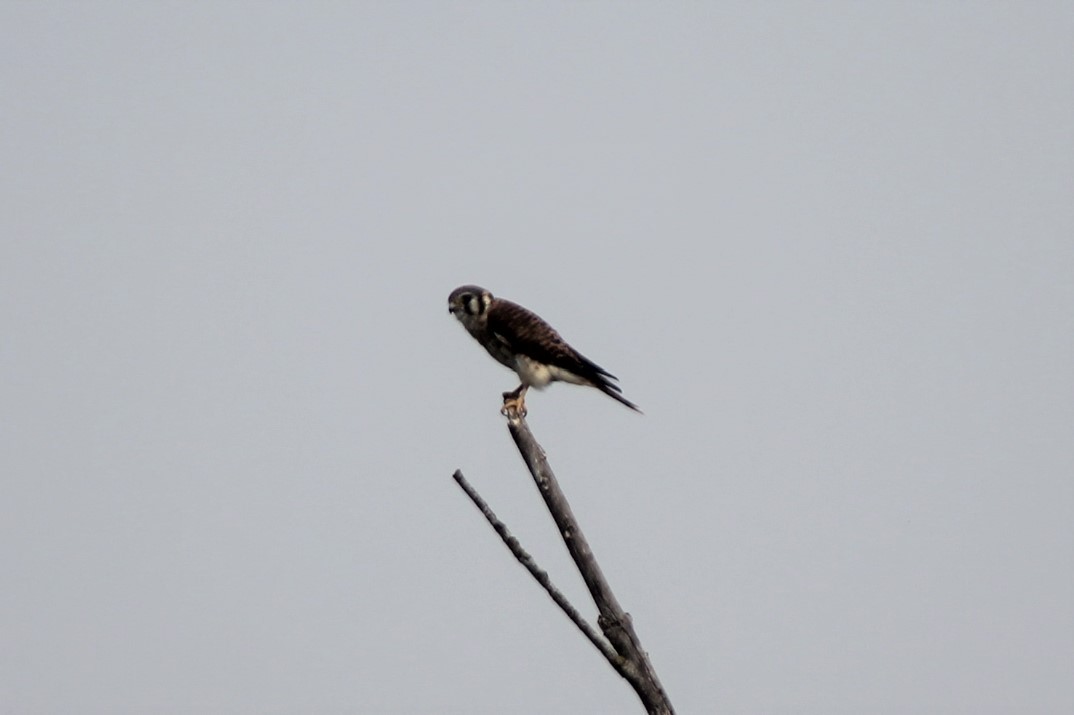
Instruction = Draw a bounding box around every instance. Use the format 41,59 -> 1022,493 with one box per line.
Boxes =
452,470 -> 621,666
505,413 -> 674,715
451,406 -> 675,714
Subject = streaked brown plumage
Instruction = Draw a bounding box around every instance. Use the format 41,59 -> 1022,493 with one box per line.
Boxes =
447,285 -> 640,415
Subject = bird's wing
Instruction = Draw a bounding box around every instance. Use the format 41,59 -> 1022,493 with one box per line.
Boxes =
486,298 -> 642,413
486,299 -> 618,383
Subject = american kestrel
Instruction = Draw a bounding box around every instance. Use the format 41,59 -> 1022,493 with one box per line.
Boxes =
447,285 -> 641,416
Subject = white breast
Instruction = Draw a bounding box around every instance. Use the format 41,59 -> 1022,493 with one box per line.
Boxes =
513,355 -> 554,388
514,355 -> 588,388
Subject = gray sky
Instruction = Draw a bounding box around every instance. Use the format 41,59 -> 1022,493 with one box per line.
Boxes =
2,3 -> 1071,713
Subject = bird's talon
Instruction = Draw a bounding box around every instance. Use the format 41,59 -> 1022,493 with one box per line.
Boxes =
500,385 -> 528,418
500,397 -> 527,418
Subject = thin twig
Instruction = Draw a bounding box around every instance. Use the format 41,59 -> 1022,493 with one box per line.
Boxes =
452,470 -> 621,665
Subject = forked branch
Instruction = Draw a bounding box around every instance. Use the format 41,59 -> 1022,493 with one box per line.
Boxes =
452,469 -> 619,665
453,411 -> 673,715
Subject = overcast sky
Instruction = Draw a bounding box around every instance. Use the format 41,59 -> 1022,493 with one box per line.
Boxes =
2,3 -> 1072,714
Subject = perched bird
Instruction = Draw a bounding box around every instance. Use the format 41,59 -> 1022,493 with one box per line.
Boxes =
447,285 -> 641,415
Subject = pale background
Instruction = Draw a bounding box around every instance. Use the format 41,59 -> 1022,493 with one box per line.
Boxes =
2,3 -> 1071,714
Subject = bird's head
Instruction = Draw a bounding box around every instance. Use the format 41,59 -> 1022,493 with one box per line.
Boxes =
448,285 -> 493,328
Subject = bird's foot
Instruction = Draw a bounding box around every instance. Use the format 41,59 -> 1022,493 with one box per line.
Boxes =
500,385 -> 528,418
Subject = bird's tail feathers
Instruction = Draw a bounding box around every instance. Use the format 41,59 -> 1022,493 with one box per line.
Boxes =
595,378 -> 642,413
579,355 -> 641,412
